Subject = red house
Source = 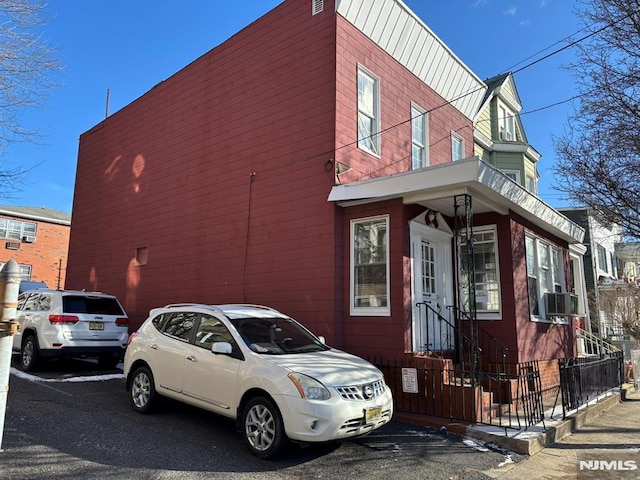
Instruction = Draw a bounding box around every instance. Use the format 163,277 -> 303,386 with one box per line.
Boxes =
67,0 -> 584,424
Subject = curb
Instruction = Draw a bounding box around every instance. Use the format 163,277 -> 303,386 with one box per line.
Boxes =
466,392 -> 623,455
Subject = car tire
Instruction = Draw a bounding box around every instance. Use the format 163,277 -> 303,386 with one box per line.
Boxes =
130,366 -> 157,414
98,355 -> 121,370
20,334 -> 41,372
241,396 -> 287,459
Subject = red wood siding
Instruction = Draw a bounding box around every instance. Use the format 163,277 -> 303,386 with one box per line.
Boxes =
335,16 -> 474,185
337,199 -> 409,360
67,1 -> 341,333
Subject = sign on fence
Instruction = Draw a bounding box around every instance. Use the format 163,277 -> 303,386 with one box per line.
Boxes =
402,367 -> 418,393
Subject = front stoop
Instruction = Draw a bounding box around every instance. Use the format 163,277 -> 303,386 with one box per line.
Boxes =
464,389 -> 624,455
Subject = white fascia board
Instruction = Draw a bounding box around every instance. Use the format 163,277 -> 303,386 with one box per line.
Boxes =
328,158 -> 585,243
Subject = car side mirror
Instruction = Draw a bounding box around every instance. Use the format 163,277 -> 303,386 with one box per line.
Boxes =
212,341 -> 233,355
317,336 -> 326,344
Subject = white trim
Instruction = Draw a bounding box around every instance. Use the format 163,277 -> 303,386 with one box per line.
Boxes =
410,221 -> 454,351
350,215 -> 390,316
357,65 -> 381,157
451,131 -> 465,161
411,103 -> 428,169
502,170 -> 520,184
328,157 -> 585,244
462,225 -> 502,320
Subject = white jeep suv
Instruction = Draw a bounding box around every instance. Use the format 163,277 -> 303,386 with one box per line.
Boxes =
124,304 -> 393,459
13,289 -> 130,371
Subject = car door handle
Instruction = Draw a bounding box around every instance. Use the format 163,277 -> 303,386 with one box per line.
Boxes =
186,355 -> 197,362
150,344 -> 159,350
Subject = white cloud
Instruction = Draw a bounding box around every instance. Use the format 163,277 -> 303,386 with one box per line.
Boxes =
520,19 -> 531,26
472,0 -> 488,7
504,6 -> 517,16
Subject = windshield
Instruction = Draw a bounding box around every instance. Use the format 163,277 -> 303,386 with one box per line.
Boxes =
230,316 -> 329,355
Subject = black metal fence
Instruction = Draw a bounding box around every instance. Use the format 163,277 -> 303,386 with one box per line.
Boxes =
558,352 -> 624,417
370,356 -> 545,432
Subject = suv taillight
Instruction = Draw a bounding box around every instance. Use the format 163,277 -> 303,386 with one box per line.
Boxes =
116,317 -> 129,327
49,314 -> 79,324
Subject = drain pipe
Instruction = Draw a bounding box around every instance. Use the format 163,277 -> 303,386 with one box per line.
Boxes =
0,260 -> 20,452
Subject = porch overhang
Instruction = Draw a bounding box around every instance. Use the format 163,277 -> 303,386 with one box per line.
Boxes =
328,157 -> 585,244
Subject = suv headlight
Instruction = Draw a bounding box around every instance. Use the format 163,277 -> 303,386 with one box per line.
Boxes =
288,373 -> 331,400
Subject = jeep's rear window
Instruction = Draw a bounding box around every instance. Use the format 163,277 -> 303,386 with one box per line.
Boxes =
62,296 -> 125,315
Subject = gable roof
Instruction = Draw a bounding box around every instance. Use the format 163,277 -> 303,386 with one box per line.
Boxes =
0,206 -> 71,225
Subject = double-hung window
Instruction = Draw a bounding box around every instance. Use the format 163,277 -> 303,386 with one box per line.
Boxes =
357,66 -> 380,156
459,226 -> 501,318
0,218 -> 37,241
451,132 -> 464,161
351,216 -> 389,316
499,105 -> 515,141
525,234 -> 567,322
596,243 -> 608,273
411,105 -> 428,169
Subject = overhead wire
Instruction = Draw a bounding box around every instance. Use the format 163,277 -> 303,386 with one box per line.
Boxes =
336,9 -> 635,180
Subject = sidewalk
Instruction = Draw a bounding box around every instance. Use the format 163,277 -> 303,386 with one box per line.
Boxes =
481,385 -> 640,479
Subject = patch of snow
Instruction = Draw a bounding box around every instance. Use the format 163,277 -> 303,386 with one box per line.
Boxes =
498,454 -> 514,468
463,437 -> 489,452
10,367 -> 124,383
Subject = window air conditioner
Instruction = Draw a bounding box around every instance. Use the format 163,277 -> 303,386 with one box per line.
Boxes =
545,292 -> 578,316
5,241 -> 19,250
23,235 -> 35,243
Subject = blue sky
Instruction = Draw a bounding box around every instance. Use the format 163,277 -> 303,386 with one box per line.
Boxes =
4,0 -> 583,214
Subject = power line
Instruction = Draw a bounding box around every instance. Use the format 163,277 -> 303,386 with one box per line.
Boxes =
334,10 -> 634,179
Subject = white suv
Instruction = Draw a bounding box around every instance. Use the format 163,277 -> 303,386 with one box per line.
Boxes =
124,304 -> 393,459
13,289 -> 129,371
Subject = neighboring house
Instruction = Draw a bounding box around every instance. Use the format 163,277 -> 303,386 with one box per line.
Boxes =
0,206 -> 71,289
66,0 -> 585,422
615,242 -> 640,285
473,74 -> 591,340
559,208 -> 625,338
473,72 -> 540,195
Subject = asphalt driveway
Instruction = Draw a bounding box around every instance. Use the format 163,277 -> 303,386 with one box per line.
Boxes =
1,356 -> 523,479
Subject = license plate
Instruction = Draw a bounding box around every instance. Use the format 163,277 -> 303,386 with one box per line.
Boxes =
89,322 -> 104,330
365,406 -> 382,424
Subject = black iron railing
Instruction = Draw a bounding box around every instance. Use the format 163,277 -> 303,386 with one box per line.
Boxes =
372,356 -> 545,432
558,352 -> 624,417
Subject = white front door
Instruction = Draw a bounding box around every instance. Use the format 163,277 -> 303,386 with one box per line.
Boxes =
411,222 -> 454,353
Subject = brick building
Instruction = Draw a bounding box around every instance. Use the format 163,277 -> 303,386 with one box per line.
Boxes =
0,206 -> 71,289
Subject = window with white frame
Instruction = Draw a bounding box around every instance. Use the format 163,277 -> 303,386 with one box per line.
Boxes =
459,226 -> 501,317
503,170 -> 520,183
451,132 -> 464,161
525,234 -> 567,322
525,175 -> 537,194
0,262 -> 32,281
357,66 -> 380,156
499,105 -> 515,141
596,243 -> 608,273
351,216 -> 389,315
0,218 -> 37,241
411,105 -> 428,169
